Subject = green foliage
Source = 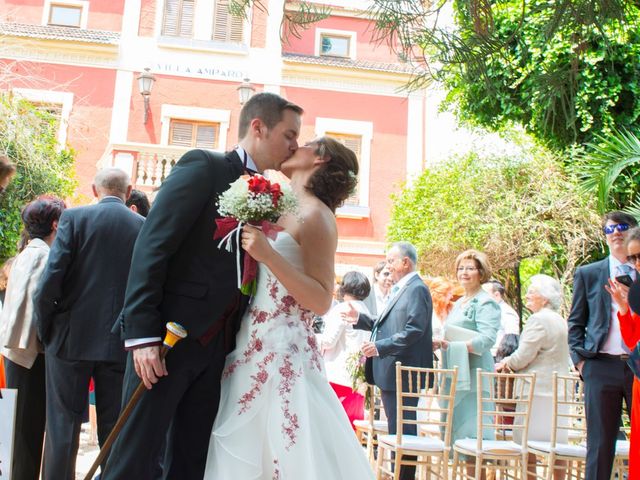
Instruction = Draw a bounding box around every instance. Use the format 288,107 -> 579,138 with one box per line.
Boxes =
573,128 -> 640,213
0,94 -> 76,262
441,1 -> 640,150
387,130 -> 601,296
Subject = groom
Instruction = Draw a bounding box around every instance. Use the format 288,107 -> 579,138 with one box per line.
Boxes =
102,93 -> 303,479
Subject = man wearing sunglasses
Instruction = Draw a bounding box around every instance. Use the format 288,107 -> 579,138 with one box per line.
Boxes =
568,210 -> 637,480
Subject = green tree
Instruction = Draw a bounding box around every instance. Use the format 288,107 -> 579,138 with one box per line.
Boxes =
0,93 -> 76,262
366,1 -> 640,151
387,130 -> 601,310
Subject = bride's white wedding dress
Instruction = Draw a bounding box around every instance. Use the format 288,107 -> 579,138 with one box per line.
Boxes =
204,232 -> 374,479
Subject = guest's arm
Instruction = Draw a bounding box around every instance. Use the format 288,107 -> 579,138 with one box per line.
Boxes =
504,315 -> 545,371
618,310 -> 640,350
319,306 -> 347,351
34,211 -> 74,343
567,268 -> 588,369
468,299 -> 500,354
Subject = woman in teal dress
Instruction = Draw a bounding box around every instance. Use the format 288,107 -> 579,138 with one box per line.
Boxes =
439,249 -> 501,462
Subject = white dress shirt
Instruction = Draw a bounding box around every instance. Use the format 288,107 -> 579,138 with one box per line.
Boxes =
600,255 -> 634,354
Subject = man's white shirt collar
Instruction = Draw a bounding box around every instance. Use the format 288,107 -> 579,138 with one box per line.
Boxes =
235,146 -> 259,173
391,271 -> 418,297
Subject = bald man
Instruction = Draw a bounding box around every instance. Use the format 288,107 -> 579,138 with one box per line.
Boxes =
34,168 -> 144,479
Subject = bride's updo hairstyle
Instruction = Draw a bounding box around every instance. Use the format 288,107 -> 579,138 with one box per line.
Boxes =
307,137 -> 359,212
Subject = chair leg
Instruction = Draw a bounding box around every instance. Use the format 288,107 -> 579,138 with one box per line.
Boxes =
452,450 -> 460,480
394,450 -> 401,480
376,444 -> 384,480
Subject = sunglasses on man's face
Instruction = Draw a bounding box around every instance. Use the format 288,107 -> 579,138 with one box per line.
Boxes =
627,253 -> 640,264
603,223 -> 630,235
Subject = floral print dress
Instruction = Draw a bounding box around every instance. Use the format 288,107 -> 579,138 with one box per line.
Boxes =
204,232 -> 373,479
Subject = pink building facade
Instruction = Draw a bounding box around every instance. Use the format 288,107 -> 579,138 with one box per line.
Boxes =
0,0 -> 427,271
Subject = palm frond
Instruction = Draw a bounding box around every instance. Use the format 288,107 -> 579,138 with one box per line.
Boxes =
623,196 -> 640,224
574,128 -> 640,213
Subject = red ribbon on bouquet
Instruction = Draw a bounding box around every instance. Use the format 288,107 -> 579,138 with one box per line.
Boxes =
214,218 -> 283,295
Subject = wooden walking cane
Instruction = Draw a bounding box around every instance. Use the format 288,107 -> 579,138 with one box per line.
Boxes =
83,322 -> 188,480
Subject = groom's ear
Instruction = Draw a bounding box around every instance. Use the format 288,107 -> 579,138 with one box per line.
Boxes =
250,118 -> 266,138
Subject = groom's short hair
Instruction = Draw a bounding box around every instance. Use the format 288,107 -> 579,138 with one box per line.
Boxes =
238,92 -> 303,139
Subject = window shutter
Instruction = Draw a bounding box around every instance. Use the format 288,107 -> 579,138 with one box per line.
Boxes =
327,133 -> 362,205
169,121 -> 194,147
195,124 -> 218,149
179,0 -> 195,37
162,0 -> 194,37
213,0 -> 244,43
169,120 -> 220,149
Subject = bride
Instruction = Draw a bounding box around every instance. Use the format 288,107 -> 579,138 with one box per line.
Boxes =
204,137 -> 374,479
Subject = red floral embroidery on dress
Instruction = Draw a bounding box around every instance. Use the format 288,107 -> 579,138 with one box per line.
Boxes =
278,356 -> 300,449
223,331 -> 264,378
272,459 -> 281,479
251,308 -> 269,325
238,351 -> 276,414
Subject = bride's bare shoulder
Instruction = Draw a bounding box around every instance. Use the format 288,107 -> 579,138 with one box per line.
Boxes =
298,200 -> 337,242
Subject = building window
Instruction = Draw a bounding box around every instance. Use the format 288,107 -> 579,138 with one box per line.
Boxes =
48,4 -> 82,27
162,0 -> 195,38
169,120 -> 220,149
212,0 -> 244,43
32,103 -> 63,137
316,117 -> 372,216
320,34 -> 351,57
326,133 -> 362,205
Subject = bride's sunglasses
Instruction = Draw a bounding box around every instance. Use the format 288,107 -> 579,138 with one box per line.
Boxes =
627,253 -> 640,264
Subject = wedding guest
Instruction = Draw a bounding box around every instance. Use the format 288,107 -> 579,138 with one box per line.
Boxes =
567,211 -> 635,480
372,260 -> 393,314
0,195 -> 66,480
0,257 -> 13,389
319,271 -> 371,425
126,189 -> 151,217
604,226 -> 640,480
34,168 -> 143,479
441,249 -> 500,475
483,279 -> 520,356
425,276 -> 459,344
496,274 -> 570,480
0,154 -> 16,195
345,241 -> 433,480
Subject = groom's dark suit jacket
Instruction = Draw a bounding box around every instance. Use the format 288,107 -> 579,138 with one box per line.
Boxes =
103,149 -> 252,480
355,273 -> 433,391
116,149 -> 248,342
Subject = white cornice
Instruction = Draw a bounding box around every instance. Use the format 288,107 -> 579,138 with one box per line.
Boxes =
0,37 -> 118,68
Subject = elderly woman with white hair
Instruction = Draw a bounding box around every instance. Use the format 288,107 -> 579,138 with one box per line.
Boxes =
496,274 -> 570,480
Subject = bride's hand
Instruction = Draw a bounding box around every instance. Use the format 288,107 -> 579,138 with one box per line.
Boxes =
241,224 -> 274,263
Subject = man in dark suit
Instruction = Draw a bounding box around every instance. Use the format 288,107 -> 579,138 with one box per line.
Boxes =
568,211 -> 637,480
34,168 -> 144,479
345,241 -> 432,480
102,93 -> 303,480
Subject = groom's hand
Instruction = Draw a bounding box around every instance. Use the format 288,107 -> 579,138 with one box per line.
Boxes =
133,346 -> 168,389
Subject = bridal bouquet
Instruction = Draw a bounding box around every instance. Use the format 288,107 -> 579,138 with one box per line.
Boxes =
214,174 -> 297,295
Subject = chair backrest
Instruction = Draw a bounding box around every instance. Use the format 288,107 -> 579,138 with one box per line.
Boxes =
476,369 -> 536,450
394,361 -> 458,446
551,372 -> 586,447
364,383 -> 385,427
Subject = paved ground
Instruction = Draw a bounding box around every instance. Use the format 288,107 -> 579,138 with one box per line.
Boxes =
76,423 -> 100,480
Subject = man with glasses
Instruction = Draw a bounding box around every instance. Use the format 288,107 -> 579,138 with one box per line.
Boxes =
568,211 -> 637,480
344,242 -> 432,480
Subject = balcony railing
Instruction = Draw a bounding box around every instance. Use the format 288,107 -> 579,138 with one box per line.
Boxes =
110,143 -> 191,190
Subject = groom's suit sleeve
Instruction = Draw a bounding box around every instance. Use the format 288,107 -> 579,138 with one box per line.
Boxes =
118,150 -> 219,340
375,282 -> 431,357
